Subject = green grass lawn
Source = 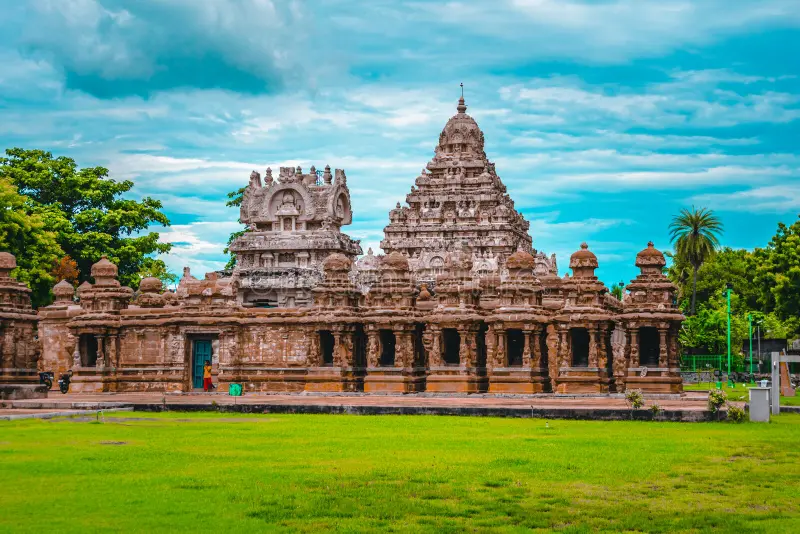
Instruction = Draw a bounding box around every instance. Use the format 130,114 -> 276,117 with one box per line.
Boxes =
684,382 -> 800,405
2,413 -> 799,533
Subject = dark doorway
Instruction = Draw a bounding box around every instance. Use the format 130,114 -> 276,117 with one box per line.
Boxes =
476,323 -> 488,368
442,329 -> 461,365
639,327 -> 660,367
379,329 -> 396,366
506,329 -> 525,367
540,332 -> 549,369
414,324 -> 425,367
320,330 -> 335,366
353,325 -> 367,368
80,334 -> 98,367
571,328 -> 590,367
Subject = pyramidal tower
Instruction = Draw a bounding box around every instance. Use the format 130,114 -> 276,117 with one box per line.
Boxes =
380,91 -> 556,280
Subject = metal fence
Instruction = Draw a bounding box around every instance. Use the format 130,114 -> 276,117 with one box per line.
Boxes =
680,353 -> 798,374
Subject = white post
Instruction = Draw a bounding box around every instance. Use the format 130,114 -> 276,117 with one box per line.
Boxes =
771,351 -> 780,415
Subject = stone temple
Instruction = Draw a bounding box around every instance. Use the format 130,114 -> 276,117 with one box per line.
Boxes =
1,94 -> 684,399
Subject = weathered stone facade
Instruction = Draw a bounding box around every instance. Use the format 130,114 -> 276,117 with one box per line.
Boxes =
0,253 -> 44,398
21,93 -> 684,396
229,164 -> 361,308
381,95 -> 556,282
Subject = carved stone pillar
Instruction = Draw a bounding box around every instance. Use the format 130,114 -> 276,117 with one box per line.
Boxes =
458,328 -> 468,368
658,327 -> 668,368
588,327 -> 598,368
485,326 -> 497,372
531,327 -> 542,369
522,329 -> 532,368
366,331 -> 380,368
629,328 -> 639,368
308,329 -> 321,366
428,330 -> 442,367
597,326 -> 608,372
396,330 -> 414,368
495,328 -> 506,367
546,325 -> 559,382
96,335 -> 105,370
558,327 -> 569,369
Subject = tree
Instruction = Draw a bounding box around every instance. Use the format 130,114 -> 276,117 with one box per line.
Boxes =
136,257 -> 179,291
0,148 -> 172,292
668,207 -> 723,316
0,177 -> 63,306
752,216 -> 800,329
223,186 -> 246,269
51,255 -> 80,284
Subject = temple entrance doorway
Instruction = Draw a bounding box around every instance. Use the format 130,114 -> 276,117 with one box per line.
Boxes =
79,334 -> 98,367
639,327 -> 660,367
442,329 -> 460,365
570,328 -> 590,367
379,330 -> 396,366
319,331 -> 335,366
506,329 -> 524,366
192,339 -> 212,389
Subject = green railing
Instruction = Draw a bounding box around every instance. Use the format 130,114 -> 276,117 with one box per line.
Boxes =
679,354 -> 746,373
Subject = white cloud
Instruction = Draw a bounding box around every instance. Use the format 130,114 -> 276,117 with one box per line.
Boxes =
689,184 -> 800,212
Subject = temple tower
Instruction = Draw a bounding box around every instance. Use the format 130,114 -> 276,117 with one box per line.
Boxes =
380,93 -> 556,281
230,165 -> 362,308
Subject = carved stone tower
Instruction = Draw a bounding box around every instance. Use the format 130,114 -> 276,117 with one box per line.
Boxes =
229,165 -> 362,308
380,94 -> 556,281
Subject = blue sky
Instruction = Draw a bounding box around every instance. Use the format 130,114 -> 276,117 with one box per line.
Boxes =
1,1 -> 798,286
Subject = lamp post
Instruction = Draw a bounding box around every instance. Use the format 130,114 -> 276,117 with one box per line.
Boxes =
748,314 -> 754,383
726,283 -> 733,387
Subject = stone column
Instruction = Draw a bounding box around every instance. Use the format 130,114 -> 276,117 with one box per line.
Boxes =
558,327 -> 569,369
531,327 -> 542,369
588,326 -> 598,368
484,326 -> 497,373
399,330 -> 415,369
366,330 -> 380,368
597,325 -> 608,372
658,327 -> 668,368
427,330 -> 442,367
96,335 -> 105,370
629,328 -> 640,368
495,328 -> 506,367
522,328 -> 532,368
458,328 -> 468,368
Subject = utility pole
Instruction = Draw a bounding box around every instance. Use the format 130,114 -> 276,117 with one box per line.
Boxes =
748,314 -> 753,382
726,283 -> 733,387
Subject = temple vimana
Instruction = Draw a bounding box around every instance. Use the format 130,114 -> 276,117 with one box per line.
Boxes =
1,95 -> 684,398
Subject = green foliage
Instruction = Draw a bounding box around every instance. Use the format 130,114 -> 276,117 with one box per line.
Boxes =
610,283 -> 623,300
726,404 -> 746,423
753,217 -> 800,324
669,206 -> 723,315
625,389 -> 645,410
224,187 -> 247,269
649,403 -> 662,417
708,389 -> 728,413
0,177 -> 63,306
137,258 -> 179,290
0,148 -> 171,300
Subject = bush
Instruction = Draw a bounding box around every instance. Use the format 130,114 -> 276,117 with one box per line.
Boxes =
625,389 -> 645,410
650,403 -> 663,417
708,389 -> 727,413
727,404 -> 746,423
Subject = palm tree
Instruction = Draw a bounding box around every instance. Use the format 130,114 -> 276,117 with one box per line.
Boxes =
669,207 -> 723,315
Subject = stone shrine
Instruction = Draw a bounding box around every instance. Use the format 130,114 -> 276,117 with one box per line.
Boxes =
11,93 -> 685,396
228,165 -> 361,308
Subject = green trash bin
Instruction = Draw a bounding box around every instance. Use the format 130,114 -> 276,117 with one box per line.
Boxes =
229,383 -> 243,397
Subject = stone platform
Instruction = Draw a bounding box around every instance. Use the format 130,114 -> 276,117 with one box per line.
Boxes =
2,391 -> 724,422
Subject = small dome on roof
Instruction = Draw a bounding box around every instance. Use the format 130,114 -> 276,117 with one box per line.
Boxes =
53,279 -> 75,299
139,277 -> 163,293
381,251 -> 409,271
323,253 -> 352,272
569,243 -> 598,268
91,255 -> 118,279
0,252 -> 17,271
636,241 -> 666,268
506,250 -> 535,271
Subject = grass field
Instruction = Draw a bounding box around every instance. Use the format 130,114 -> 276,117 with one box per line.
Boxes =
684,382 -> 800,405
2,413 -> 799,533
